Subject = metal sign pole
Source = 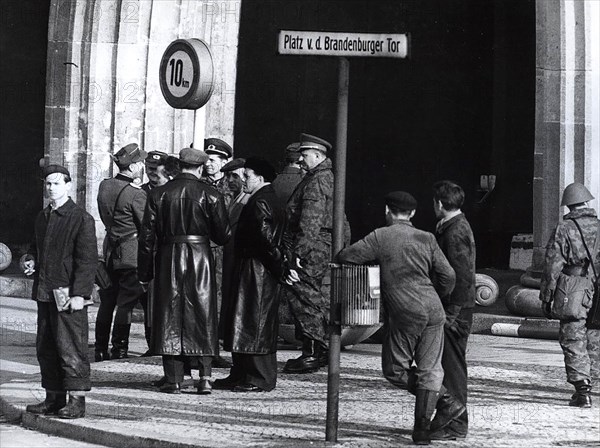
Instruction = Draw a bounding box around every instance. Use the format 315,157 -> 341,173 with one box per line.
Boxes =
193,106 -> 206,148
325,56 -> 349,443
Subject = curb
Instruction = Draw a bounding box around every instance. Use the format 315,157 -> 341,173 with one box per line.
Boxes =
0,394 -> 204,448
471,313 -> 559,335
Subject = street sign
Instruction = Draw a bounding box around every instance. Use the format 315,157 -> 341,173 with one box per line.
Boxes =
159,38 -> 215,109
278,30 -> 409,59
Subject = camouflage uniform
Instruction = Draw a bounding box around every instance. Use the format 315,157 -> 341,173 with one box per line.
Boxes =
283,158 -> 335,345
540,207 -> 600,384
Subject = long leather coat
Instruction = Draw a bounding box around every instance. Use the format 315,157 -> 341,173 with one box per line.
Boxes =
223,185 -> 285,354
138,173 -> 231,356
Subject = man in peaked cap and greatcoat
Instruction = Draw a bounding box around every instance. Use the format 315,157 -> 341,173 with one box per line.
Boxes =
138,147 -> 231,395
336,191 -> 463,445
540,182 -> 600,408
95,143 -> 148,361
23,163 -> 97,419
282,133 -> 350,374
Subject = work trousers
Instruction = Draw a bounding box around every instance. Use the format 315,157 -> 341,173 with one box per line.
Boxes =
230,352 -> 278,391
382,320 -> 444,393
163,355 -> 212,383
559,319 -> 600,384
36,302 -> 91,391
97,268 -> 147,326
440,308 -> 473,435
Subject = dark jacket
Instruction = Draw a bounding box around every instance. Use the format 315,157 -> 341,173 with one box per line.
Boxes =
271,166 -> 304,202
223,185 -> 285,354
540,207 -> 600,303
138,173 -> 231,356
435,213 -> 476,310
97,173 -> 147,270
337,220 -> 455,333
28,199 -> 98,302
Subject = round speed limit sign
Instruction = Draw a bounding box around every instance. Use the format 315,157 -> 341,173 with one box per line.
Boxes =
159,39 -> 215,109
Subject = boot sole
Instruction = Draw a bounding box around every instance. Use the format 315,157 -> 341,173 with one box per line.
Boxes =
282,368 -> 320,374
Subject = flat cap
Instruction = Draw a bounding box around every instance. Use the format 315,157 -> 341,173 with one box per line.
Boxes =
285,142 -> 302,161
204,138 -> 233,159
113,143 -> 147,168
245,157 -> 277,183
298,133 -> 332,154
41,164 -> 71,179
145,151 -> 169,166
179,147 -> 208,165
385,191 -> 418,211
221,158 -> 246,173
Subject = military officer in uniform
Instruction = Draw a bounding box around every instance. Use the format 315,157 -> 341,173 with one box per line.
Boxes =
540,182 -> 600,408
143,150 -> 170,192
281,133 -> 340,374
95,143 -> 148,360
271,142 -> 305,202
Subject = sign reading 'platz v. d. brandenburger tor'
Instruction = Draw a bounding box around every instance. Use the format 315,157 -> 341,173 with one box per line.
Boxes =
278,30 -> 408,58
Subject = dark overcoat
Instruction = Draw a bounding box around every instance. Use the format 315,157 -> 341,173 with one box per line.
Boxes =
137,173 -> 231,356
223,184 -> 285,354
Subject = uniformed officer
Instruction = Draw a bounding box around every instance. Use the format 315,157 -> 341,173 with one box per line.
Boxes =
281,133 -> 337,374
95,143 -> 148,360
200,138 -> 235,369
143,150 -> 170,192
540,182 -> 600,408
271,142 -> 305,202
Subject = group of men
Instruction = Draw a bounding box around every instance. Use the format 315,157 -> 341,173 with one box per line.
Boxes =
20,131 -> 597,445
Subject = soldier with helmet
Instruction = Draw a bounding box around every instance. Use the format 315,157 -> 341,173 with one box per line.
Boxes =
540,182 -> 600,408
95,143 -> 148,361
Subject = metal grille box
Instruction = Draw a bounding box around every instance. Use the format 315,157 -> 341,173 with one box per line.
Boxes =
332,264 -> 381,326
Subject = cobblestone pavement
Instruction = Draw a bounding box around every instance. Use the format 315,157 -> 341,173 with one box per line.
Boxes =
1,296 -> 598,447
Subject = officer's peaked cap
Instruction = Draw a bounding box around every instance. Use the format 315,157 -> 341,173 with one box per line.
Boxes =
204,138 -> 233,159
297,133 -> 331,154
145,151 -> 169,166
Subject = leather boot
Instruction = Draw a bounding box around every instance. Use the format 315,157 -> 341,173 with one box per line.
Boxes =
412,389 -> 438,445
430,392 -> 467,432
26,391 -> 66,415
94,321 -> 111,362
318,344 -> 329,368
110,324 -> 131,359
57,395 -> 85,419
140,325 -> 153,357
283,339 -> 320,374
569,379 -> 592,408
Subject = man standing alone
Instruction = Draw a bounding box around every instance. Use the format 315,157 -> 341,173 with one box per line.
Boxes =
431,180 -> 477,440
138,147 -> 230,394
23,164 -> 97,419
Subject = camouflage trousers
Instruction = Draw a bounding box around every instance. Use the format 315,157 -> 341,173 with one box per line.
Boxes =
284,246 -> 330,346
559,319 -> 600,384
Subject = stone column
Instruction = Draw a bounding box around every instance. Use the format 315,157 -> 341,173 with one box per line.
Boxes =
44,0 -> 241,244
533,0 -> 600,270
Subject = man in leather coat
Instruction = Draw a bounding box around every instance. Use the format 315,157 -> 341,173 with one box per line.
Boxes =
219,158 -> 285,392
138,147 -> 231,395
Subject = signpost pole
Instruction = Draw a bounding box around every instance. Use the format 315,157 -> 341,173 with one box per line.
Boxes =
193,106 -> 206,147
326,56 -> 349,443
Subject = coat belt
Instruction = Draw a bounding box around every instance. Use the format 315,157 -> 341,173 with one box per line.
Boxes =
162,235 -> 209,244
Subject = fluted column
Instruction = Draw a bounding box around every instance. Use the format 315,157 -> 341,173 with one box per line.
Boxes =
44,0 -> 241,243
533,0 -> 600,270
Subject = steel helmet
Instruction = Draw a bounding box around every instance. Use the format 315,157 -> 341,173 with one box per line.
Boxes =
560,182 -> 594,206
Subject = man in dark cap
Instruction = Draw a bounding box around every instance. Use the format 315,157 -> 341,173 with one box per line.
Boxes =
219,158 -> 250,342
200,138 -> 235,368
138,147 -> 231,395
95,143 -> 148,361
143,150 -> 171,192
219,157 -> 285,392
281,133 -> 350,374
540,182 -> 600,409
430,181 -> 477,440
271,142 -> 305,202
23,163 -> 97,419
336,191 -> 463,445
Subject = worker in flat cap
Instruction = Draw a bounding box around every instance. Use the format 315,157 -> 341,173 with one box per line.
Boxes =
95,143 -> 148,362
540,182 -> 600,409
219,157 -> 286,392
281,133 -> 351,374
219,158 -> 250,343
143,151 -> 176,193
138,147 -> 231,395
271,142 -> 305,202
336,191 -> 460,445
23,162 -> 97,419
200,138 -> 236,368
